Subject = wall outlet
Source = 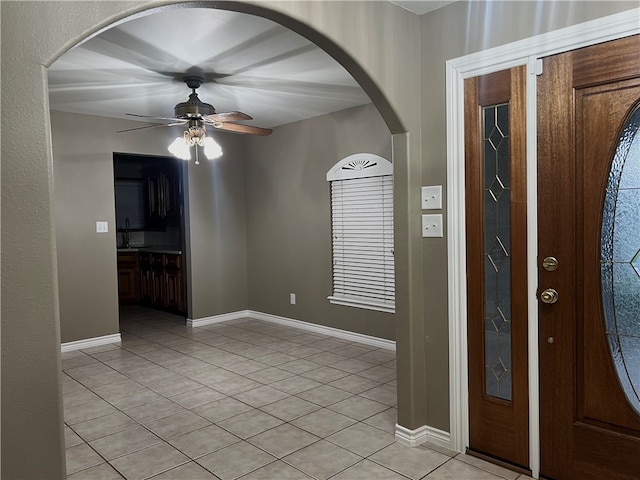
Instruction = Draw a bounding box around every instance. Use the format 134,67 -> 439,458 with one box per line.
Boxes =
421,185 -> 442,210
96,221 -> 109,233
290,293 -> 296,305
422,214 -> 443,238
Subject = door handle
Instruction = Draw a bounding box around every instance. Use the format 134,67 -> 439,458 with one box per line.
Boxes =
540,288 -> 559,304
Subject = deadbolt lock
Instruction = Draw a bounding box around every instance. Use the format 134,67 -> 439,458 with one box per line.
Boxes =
540,288 -> 559,304
542,256 -> 558,271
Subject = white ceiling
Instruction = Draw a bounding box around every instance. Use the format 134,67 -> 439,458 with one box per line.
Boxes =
48,2 -> 455,130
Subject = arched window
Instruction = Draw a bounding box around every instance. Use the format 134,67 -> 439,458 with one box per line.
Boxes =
327,153 -> 394,313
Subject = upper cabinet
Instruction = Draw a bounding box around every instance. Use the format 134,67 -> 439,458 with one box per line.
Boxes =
114,153 -> 183,231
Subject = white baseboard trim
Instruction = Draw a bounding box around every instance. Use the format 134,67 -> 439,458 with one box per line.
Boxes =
187,310 -> 251,327
248,310 -> 395,351
188,310 -> 395,351
61,333 -> 121,353
395,424 -> 451,449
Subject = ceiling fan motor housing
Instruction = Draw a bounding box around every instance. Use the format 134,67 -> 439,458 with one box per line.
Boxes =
174,76 -> 216,118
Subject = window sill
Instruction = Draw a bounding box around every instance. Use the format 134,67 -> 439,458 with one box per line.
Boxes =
328,296 -> 395,314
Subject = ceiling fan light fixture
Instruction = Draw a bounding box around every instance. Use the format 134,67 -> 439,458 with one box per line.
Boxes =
168,135 -> 191,160
203,136 -> 223,160
168,124 -> 223,163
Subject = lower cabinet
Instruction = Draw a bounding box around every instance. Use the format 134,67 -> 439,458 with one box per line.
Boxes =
117,252 -> 140,303
138,252 -> 186,315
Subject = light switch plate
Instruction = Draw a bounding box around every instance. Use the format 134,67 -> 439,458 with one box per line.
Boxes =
96,221 -> 109,233
422,214 -> 443,238
421,185 -> 442,210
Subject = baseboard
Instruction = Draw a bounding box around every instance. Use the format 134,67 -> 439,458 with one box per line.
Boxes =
61,333 -> 121,353
395,424 -> 451,449
187,310 -> 251,327
247,310 -> 395,351
187,310 -> 395,351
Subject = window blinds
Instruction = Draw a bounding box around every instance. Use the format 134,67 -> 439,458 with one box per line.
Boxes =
329,175 -> 395,312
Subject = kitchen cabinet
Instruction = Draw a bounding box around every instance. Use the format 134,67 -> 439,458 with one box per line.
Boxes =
145,163 -> 181,230
139,252 -> 186,315
117,252 -> 140,303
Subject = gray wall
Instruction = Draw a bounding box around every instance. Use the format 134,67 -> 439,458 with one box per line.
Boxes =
418,0 -> 639,432
51,110 -> 249,342
245,103 -> 394,339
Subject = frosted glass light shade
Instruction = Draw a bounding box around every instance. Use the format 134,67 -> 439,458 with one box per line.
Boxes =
203,137 -> 223,159
168,137 -> 191,160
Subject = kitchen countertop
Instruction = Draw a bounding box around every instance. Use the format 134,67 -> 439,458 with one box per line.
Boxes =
117,246 -> 183,255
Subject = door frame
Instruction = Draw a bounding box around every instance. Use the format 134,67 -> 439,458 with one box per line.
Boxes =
446,8 -> 640,479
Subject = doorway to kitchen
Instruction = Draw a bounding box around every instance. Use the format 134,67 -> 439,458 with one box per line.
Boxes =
114,153 -> 188,321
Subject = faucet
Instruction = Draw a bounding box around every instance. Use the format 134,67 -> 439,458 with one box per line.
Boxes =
124,217 -> 131,248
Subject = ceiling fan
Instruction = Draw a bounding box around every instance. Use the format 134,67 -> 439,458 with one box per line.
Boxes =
117,76 -> 272,163
118,75 -> 272,136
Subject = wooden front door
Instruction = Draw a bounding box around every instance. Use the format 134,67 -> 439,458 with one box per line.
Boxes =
538,35 -> 640,479
465,66 -> 530,470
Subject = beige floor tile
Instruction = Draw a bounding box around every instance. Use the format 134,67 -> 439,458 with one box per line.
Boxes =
192,396 -> 255,423
145,410 -> 211,440
426,458 -> 507,479
104,387 -> 165,410
305,351 -> 348,366
359,384 -> 398,406
145,376 -> 203,397
67,462 -> 124,479
110,442 -> 189,480
245,366 -> 295,384
64,399 -> 120,425
169,386 -> 226,409
297,384 -> 353,407
326,422 -> 395,457
270,375 -> 323,395
291,408 -> 357,438
328,374 -> 382,394
124,398 -> 187,424
208,376 -> 262,395
301,366 -> 351,383
327,395 -> 389,421
277,359 -> 322,374
455,453 -> 521,480
239,460 -> 313,479
331,357 -> 376,374
196,441 -> 276,480
362,408 -> 398,434
233,385 -> 290,407
72,412 -> 138,442
248,423 -> 320,458
217,409 -> 283,439
258,396 -> 321,421
331,459 -> 408,479
282,439 -> 362,480
150,461 -> 219,479
89,425 -> 162,460
223,359 -> 268,375
356,349 -> 396,365
369,443 -> 450,479
169,424 -> 241,458
65,426 -> 85,448
358,365 -> 397,382
65,443 -> 105,475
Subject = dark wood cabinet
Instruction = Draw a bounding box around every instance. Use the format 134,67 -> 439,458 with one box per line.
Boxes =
145,164 -> 181,230
138,252 -> 186,315
117,252 -> 140,303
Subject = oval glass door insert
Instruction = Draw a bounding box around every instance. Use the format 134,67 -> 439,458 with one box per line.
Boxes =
601,101 -> 640,416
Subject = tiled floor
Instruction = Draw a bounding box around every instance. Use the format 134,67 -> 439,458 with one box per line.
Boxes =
63,305 -> 534,480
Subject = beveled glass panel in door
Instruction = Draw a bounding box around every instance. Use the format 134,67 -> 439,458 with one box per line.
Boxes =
483,103 -> 512,401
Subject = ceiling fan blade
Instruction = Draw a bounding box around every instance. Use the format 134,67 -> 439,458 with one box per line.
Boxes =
203,111 -> 253,122
125,113 -> 183,122
116,122 -> 185,133
213,122 -> 272,136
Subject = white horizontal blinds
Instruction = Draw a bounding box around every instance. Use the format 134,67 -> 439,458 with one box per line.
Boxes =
331,174 -> 395,309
